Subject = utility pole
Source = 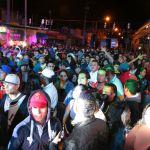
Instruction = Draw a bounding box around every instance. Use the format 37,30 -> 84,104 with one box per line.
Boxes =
82,5 -> 90,46
24,0 -> 27,41
11,0 -> 13,21
49,10 -> 52,30
7,0 -> 10,24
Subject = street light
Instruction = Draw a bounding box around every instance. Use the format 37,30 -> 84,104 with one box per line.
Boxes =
103,16 -> 111,29
118,32 -> 121,36
114,27 -> 119,32
105,16 -> 111,22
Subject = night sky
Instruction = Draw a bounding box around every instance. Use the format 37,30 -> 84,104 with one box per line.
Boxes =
1,0 -> 150,28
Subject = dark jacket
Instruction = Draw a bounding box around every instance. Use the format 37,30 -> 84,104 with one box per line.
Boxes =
0,93 -> 28,147
125,94 -> 141,127
8,90 -> 61,150
103,98 -> 124,135
9,116 -> 61,150
63,117 -> 109,150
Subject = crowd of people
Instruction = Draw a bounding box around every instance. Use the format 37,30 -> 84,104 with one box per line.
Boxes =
0,42 -> 150,150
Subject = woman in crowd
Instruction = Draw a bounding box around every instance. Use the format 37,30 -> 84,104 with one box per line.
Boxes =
55,69 -> 74,103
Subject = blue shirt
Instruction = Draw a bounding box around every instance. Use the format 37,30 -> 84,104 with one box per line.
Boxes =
110,75 -> 124,97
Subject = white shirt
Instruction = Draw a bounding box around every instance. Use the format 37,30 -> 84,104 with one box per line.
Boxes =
89,70 -> 98,83
94,109 -> 106,121
43,83 -> 58,109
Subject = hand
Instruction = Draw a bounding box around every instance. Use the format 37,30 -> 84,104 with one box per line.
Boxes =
52,132 -> 62,144
137,54 -> 146,60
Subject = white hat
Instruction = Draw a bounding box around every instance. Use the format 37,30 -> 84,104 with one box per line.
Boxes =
67,53 -> 76,62
4,74 -> 20,85
41,67 -> 55,78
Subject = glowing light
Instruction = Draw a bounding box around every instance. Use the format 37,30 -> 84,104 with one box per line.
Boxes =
21,41 -> 27,47
118,32 -> 121,36
145,25 -> 149,29
105,16 -> 110,22
114,27 -> 119,32
0,26 -> 7,33
138,46 -> 142,50
9,40 -> 14,46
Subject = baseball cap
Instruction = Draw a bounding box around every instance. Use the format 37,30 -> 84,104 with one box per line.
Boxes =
41,67 -> 55,78
105,65 -> 115,72
29,91 -> 47,108
1,65 -> 12,74
119,63 -> 130,72
4,74 -> 20,85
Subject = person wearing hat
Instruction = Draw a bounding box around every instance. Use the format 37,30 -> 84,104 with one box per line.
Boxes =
119,63 -> 133,85
33,55 -> 47,73
40,67 -> 58,111
105,65 -> 124,101
119,63 -> 137,85
9,90 -> 61,149
0,65 -> 12,82
0,65 -> 12,100
0,74 -> 28,148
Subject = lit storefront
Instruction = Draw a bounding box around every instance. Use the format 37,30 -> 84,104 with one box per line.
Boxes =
132,22 -> 150,53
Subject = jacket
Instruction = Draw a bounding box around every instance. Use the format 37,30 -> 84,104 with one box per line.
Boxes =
125,93 -> 141,127
8,90 -> 61,150
0,93 -> 28,147
64,117 -> 109,150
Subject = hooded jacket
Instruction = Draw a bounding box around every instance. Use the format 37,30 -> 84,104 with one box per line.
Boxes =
8,90 -> 61,150
0,93 -> 28,147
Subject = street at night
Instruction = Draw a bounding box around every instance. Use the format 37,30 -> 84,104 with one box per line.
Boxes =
0,0 -> 150,150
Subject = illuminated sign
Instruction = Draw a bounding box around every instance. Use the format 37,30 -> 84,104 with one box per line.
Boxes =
9,40 -> 27,47
0,26 -> 7,33
111,38 -> 118,48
